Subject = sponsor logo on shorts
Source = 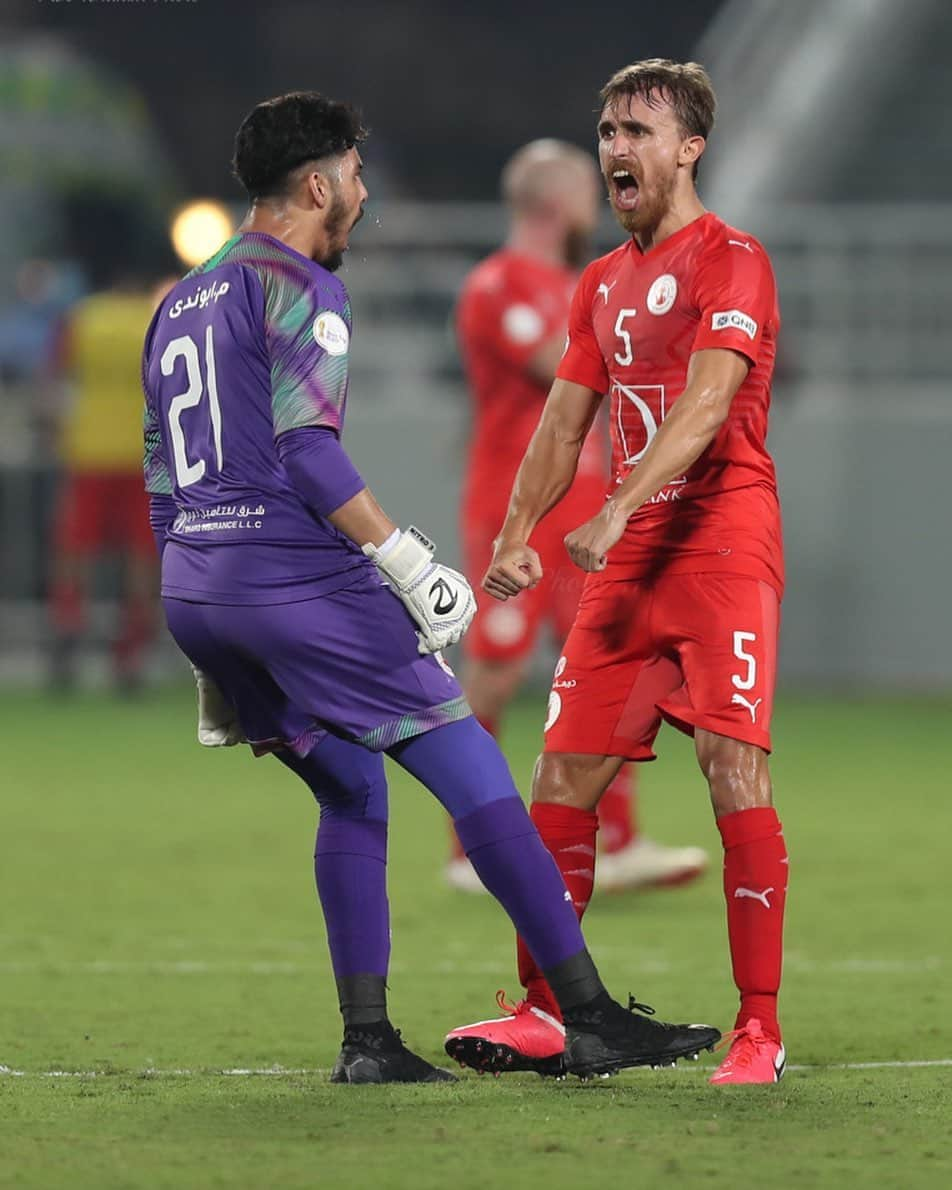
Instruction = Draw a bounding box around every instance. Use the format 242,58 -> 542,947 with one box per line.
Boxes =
554,655 -> 568,678
731,692 -> 763,723
712,309 -> 758,340
313,311 -> 350,355
544,691 -> 562,732
646,273 -> 677,315
433,651 -> 455,677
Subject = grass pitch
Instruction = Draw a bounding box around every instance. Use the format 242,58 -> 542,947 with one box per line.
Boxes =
1,686 -> 950,1189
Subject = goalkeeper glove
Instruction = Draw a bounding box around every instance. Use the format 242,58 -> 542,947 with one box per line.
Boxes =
191,665 -> 245,747
362,526 -> 476,655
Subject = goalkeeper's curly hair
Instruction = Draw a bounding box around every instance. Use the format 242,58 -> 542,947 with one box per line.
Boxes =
232,91 -> 367,200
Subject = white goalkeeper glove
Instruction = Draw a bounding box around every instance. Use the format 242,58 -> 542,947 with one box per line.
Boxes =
191,665 -> 245,747
362,526 -> 476,655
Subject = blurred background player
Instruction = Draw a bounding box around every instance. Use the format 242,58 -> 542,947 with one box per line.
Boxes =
448,138 -> 707,894
46,273 -> 165,690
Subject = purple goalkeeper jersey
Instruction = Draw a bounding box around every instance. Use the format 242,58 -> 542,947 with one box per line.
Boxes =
142,232 -> 372,604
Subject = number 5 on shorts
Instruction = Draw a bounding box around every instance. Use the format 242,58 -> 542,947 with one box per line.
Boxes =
731,631 -> 757,691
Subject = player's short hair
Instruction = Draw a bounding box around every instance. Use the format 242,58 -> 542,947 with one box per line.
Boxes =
232,91 -> 367,199
501,139 -> 597,211
599,59 -> 716,179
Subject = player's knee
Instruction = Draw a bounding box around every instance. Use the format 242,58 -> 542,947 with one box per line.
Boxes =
530,752 -> 607,811
281,739 -> 388,821
697,731 -> 771,815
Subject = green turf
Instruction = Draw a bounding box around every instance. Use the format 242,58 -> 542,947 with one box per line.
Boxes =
2,688 -> 951,1189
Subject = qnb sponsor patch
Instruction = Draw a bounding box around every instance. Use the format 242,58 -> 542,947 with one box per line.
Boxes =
711,309 -> 758,341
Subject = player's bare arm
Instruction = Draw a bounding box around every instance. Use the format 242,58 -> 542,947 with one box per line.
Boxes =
324,485 -> 397,548
565,348 -> 749,571
484,377 -> 602,600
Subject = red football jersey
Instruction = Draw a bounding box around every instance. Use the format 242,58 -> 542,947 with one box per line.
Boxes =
457,249 -> 605,515
557,212 -> 784,594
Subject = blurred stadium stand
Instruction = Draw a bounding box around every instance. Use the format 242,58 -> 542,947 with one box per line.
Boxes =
0,0 -> 949,689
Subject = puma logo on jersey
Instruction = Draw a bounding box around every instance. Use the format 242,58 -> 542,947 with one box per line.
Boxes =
734,886 -> 774,908
731,693 -> 763,723
429,578 -> 459,616
728,239 -> 754,253
597,280 -> 617,305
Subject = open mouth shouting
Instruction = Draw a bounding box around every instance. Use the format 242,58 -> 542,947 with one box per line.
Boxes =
610,168 -> 640,212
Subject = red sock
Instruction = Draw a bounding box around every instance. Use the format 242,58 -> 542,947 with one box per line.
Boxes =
450,712 -> 500,859
717,807 -> 787,1043
597,765 -> 639,853
517,802 -> 598,1021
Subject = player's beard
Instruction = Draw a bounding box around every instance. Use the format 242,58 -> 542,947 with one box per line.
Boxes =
320,190 -> 364,273
610,168 -> 676,238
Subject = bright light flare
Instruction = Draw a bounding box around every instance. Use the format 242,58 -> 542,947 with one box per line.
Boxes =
170,200 -> 233,267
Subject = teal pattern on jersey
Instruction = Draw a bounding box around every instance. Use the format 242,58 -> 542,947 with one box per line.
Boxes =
188,233 -> 352,438
142,357 -> 173,496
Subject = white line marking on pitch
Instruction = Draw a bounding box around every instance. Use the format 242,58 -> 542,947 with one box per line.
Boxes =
3,1060 -> 951,1079
0,956 -> 943,977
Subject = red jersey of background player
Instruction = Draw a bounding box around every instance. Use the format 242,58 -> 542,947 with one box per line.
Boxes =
458,248 -> 606,519
558,211 -> 783,594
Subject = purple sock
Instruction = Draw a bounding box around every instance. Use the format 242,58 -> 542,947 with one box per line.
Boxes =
455,797 -> 587,971
315,816 -> 390,980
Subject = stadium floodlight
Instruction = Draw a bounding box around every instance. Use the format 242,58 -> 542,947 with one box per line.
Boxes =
170,200 -> 234,267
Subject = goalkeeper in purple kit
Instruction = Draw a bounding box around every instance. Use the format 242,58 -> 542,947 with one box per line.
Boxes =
142,91 -> 719,1082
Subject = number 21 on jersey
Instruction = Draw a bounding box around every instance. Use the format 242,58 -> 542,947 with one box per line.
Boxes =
160,326 -> 223,488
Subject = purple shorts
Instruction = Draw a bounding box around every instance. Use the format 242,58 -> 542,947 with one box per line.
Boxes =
163,570 -> 471,755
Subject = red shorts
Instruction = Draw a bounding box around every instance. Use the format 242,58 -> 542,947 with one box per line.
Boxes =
54,470 -> 154,557
543,571 -> 780,757
463,475 -> 607,663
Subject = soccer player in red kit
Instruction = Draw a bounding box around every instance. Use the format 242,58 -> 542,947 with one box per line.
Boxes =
446,60 -> 788,1085
448,139 -> 707,895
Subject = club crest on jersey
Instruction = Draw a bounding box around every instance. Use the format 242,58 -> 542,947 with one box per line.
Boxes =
646,273 -> 678,315
313,311 -> 350,355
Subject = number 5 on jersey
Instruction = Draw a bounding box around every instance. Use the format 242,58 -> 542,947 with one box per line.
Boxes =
613,307 -> 637,366
161,326 -> 223,488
